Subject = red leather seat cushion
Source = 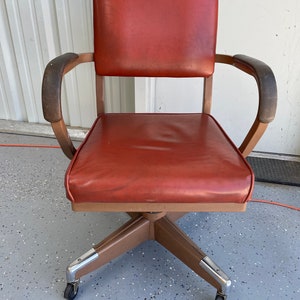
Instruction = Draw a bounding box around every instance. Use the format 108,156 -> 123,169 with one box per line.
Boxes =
65,114 -> 254,204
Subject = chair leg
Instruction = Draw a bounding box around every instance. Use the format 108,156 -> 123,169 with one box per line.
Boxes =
64,215 -> 150,299
64,213 -> 231,300
154,216 -> 231,298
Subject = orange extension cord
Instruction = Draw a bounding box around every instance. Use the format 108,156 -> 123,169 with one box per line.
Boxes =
250,199 -> 300,212
0,143 -> 60,149
1,143 -> 299,212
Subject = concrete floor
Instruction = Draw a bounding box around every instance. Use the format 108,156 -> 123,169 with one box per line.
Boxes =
0,133 -> 299,300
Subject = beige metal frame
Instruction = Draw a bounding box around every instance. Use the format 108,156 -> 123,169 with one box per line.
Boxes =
42,51 -> 277,299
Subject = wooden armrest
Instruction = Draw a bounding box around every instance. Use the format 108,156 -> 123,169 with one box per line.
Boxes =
42,52 -> 93,159
215,54 -> 277,157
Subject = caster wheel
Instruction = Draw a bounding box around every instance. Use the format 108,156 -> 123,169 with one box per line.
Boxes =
215,292 -> 226,300
64,282 -> 79,300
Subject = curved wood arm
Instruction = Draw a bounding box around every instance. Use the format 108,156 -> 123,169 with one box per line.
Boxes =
215,54 -> 277,157
42,52 -> 94,159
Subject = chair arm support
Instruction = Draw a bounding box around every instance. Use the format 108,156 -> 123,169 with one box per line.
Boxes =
215,54 -> 277,157
234,54 -> 277,123
216,54 -> 277,123
42,52 -> 94,159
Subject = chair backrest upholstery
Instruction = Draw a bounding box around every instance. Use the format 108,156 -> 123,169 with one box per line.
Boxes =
93,0 -> 218,77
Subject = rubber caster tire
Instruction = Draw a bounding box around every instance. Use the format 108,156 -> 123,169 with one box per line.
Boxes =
64,282 -> 79,300
215,292 -> 226,300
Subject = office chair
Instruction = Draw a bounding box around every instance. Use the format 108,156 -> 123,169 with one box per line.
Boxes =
42,1 -> 277,299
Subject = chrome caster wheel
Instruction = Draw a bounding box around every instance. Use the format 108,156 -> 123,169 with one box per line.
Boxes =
64,282 -> 79,300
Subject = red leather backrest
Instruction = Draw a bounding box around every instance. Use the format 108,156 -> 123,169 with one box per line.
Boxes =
93,0 -> 218,77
